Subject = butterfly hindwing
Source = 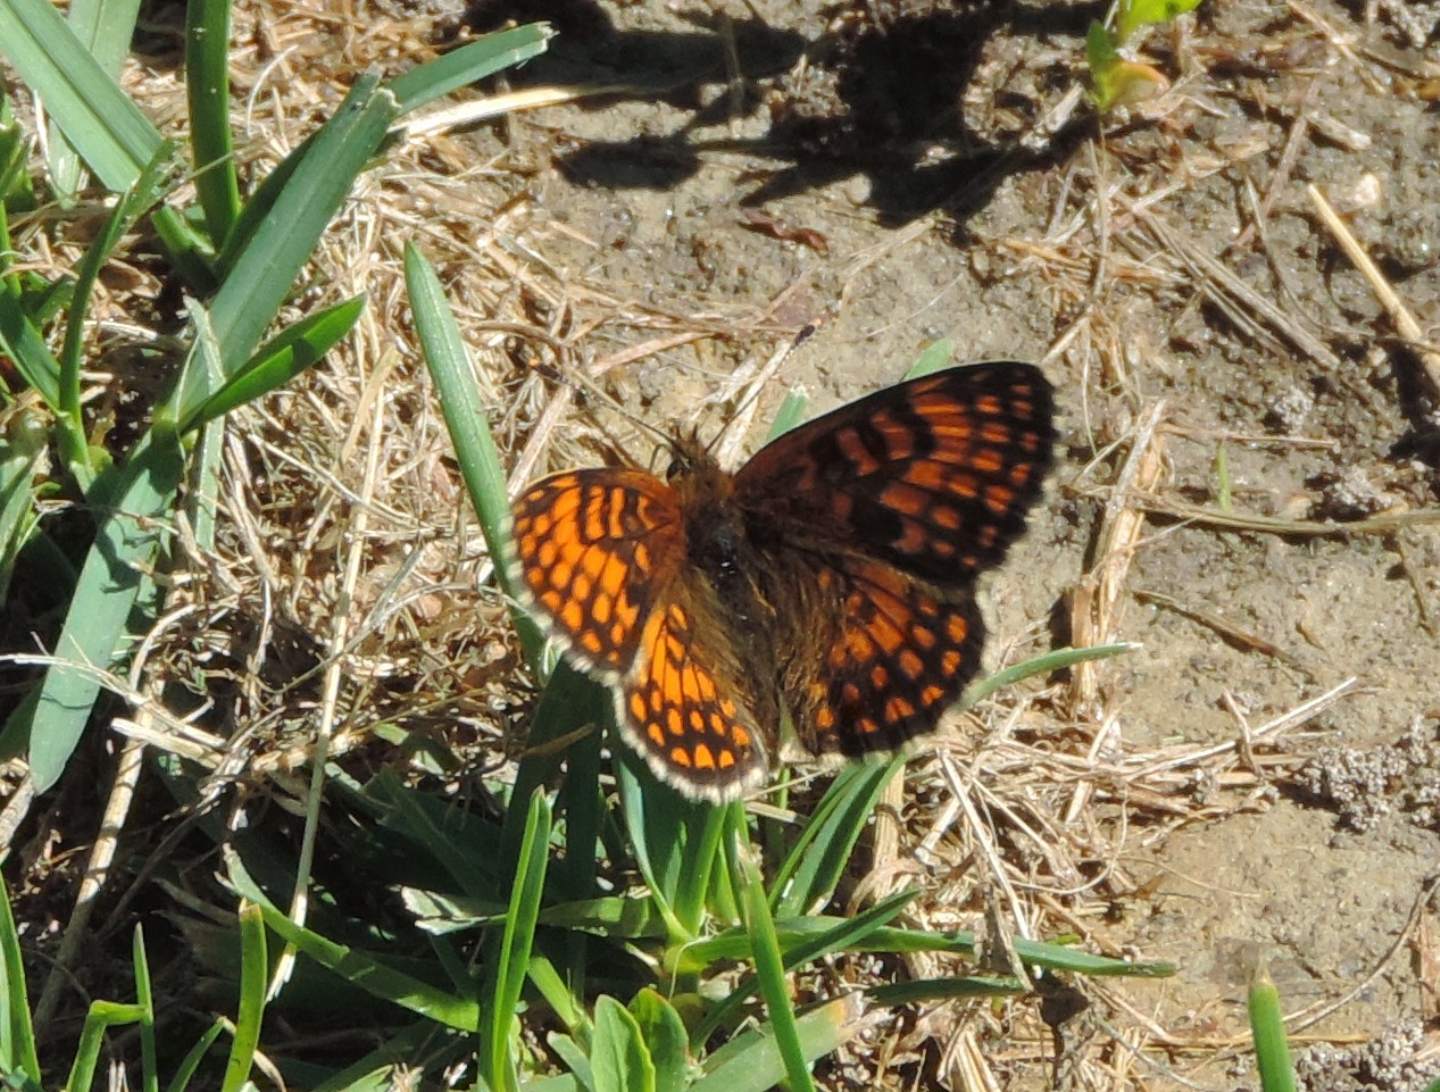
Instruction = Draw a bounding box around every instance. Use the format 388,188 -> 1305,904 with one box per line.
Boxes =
795,557 -> 985,756
616,597 -> 768,800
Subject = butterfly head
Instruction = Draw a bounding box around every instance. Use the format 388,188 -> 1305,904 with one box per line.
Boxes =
662,430 -> 724,485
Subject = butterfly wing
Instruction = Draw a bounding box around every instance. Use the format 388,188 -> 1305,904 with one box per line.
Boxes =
510,468 -> 684,680
616,597 -> 768,801
796,557 -> 984,756
511,467 -> 767,800
734,362 -> 1054,587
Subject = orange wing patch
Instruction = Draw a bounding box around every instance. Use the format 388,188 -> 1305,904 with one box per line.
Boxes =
734,362 -> 1054,588
510,468 -> 682,680
616,600 -> 766,801
801,557 -> 984,756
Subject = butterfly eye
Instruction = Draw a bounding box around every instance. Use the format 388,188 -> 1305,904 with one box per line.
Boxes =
665,452 -> 691,481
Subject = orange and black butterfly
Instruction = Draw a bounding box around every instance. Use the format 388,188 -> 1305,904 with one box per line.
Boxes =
508,362 -> 1055,802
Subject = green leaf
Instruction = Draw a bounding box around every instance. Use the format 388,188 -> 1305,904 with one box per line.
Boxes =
1116,0 -> 1204,43
405,241 -> 545,671
1248,963 -> 1296,1092
691,888 -> 917,1047
0,408 -> 46,601
1086,21 -> 1170,111
865,975 -> 1024,1006
220,901 -> 268,1092
591,996 -> 655,1092
171,73 -> 397,423
727,809 -> 813,1092
8,427 -> 184,792
180,296 -> 365,432
903,338 -> 955,379
388,23 -> 555,114
67,1001 -> 147,1092
44,0 -> 143,199
164,1020 -> 226,1092
628,989 -> 689,1092
0,278 -> 62,409
482,790 -> 553,1092
0,875 -> 42,1083
0,0 -> 163,190
185,0 -> 241,243
690,995 -> 862,1092
57,140 -> 181,483
224,851 -> 481,1030
770,756 -> 902,917
133,926 -> 157,1092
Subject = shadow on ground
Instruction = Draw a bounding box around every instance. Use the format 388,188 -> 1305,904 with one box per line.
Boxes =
467,0 -> 1105,232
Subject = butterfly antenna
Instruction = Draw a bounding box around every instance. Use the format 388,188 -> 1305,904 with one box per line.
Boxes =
705,322 -> 818,468
541,358 -> 682,466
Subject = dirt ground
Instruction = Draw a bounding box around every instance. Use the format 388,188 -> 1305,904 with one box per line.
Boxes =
456,0 -> 1440,1085
7,0 -> 1440,1087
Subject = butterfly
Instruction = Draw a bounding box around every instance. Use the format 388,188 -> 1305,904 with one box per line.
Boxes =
508,362 -> 1055,802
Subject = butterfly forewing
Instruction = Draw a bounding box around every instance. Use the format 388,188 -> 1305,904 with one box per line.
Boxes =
509,468 -> 683,679
734,362 -> 1054,587
510,467 -> 767,799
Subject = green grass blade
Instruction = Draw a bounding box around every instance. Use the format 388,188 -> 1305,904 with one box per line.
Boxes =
45,0 -> 142,199
170,72 -> 396,422
1115,0 -> 1203,43
223,850 -> 480,1029
865,975 -> 1024,1005
0,279 -> 62,409
0,410 -> 46,602
10,426 -> 184,791
526,954 -> 589,1037
220,900 -> 267,1092
184,0 -> 240,244
0,0 -> 163,190
57,141 -> 180,481
957,643 -> 1134,710
0,876 -> 42,1082
690,995 -> 862,1092
164,1019 -> 226,1092
690,888 -> 917,1047
483,789 -> 553,1092
770,756 -> 902,917
388,23 -> 555,114
1248,963 -> 1296,1092
591,996 -> 655,1092
687,917 -> 1173,977
613,747 -> 691,942
307,1023 -> 451,1092
66,1001 -> 146,1092
500,664 -> 607,868
762,388 -> 808,442
179,295 -> 365,432
405,241 -> 544,670
726,807 -> 813,1092
628,989 -> 688,1092
903,338 -> 956,379
133,925 -> 158,1092
548,1033 -> 596,1090
671,802 -> 727,936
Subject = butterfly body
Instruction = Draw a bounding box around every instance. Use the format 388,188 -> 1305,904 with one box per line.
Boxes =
510,362 -> 1055,802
